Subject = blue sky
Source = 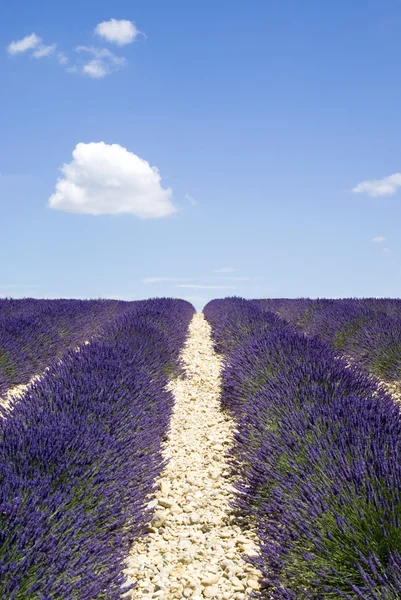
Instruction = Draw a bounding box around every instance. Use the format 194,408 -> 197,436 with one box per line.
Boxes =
1,0 -> 401,310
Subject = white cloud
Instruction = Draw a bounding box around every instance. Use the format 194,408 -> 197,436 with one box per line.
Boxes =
219,276 -> 262,282
48,141 -> 177,218
213,267 -> 236,273
7,25 -> 136,76
352,173 -> 401,197
7,33 -> 41,55
76,45 -> 124,61
7,34 -> 57,60
381,247 -> 391,254
185,193 -> 198,206
371,236 -> 386,243
57,52 -> 68,65
95,19 -> 143,46
75,46 -> 126,78
83,60 -> 109,78
177,284 -> 236,290
143,277 -> 194,284
32,43 -> 56,58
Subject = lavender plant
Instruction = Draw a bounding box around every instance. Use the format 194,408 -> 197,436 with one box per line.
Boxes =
0,298 -> 195,599
205,298 -> 401,599
257,298 -> 401,382
0,298 -> 133,396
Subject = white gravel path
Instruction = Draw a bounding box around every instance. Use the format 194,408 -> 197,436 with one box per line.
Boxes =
123,313 -> 262,599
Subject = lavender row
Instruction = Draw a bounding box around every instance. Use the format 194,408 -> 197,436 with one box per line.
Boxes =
204,297 -> 401,599
0,298 -> 195,600
0,298 -> 135,396
256,298 -> 401,382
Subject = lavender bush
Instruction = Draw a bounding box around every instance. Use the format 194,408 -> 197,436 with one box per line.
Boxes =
257,298 -> 401,381
0,298 -> 133,396
203,297 -> 289,357
0,298 -> 195,599
205,297 -> 401,599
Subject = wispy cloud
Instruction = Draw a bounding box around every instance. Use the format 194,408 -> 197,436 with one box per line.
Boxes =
176,284 -> 236,290
57,52 -> 68,65
213,267 -> 236,273
7,33 -> 57,59
74,46 -> 126,78
7,18 -> 147,79
217,276 -> 262,282
185,193 -> 198,206
7,22 -> 143,78
32,43 -> 56,58
143,277 -> 195,284
352,173 -> 401,197
370,236 -> 390,254
7,33 -> 41,54
94,19 -> 144,46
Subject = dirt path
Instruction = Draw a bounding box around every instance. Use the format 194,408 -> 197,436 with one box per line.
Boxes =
123,313 -> 262,600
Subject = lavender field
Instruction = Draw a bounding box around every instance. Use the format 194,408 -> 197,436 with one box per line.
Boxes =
1,297 -> 401,599
6,0 -> 401,596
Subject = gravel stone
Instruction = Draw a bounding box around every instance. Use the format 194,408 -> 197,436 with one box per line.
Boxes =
122,313 -> 262,598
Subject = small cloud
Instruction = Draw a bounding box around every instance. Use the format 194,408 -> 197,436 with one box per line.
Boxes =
381,247 -> 391,254
94,19 -> 144,46
352,173 -> 401,197
371,236 -> 386,243
185,193 -> 198,206
7,33 -> 58,60
7,33 -> 41,55
48,141 -> 177,218
57,52 -> 68,65
75,46 -> 126,78
220,276 -> 262,282
143,277 -> 194,284
177,284 -> 236,290
32,43 -> 56,58
213,267 -> 236,273
83,60 -> 109,78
